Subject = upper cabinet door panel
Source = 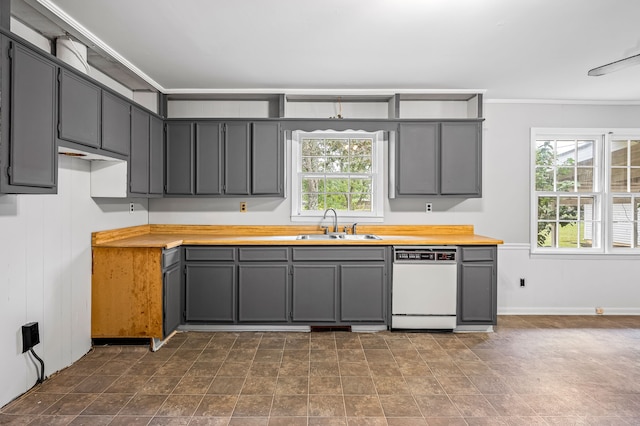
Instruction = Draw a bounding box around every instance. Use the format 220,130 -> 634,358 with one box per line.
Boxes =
149,116 -> 164,195
195,122 -> 223,195
101,91 -> 130,156
396,123 -> 439,195
7,42 -> 57,190
165,122 -> 194,195
224,122 -> 250,195
129,107 -> 150,194
252,122 -> 282,195
440,122 -> 481,196
59,69 -> 101,148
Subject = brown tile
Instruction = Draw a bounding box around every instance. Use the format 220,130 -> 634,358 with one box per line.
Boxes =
405,376 -> 445,395
278,361 -> 309,376
308,395 -> 346,417
436,376 -> 480,395
148,417 -> 191,425
343,395 -> 384,417
372,376 -> 411,395
37,374 -> 86,393
386,418 -> 427,425
218,361 -> 252,377
398,362 -> 432,376
104,375 -> 149,393
249,362 -> 280,377
94,360 -> 132,376
336,349 -> 365,363
68,415 -> 113,425
207,377 -> 245,395
140,376 -> 181,394
484,394 -> 535,417
154,360 -> 193,377
285,339 -> 310,351
172,375 -> 213,394
194,395 -> 237,417
368,363 -> 402,377
364,349 -> 395,364
2,392 -> 64,415
254,349 -> 283,363
309,376 -> 342,394
379,394 -> 422,417
468,375 -> 512,394
73,375 -> 119,393
24,415 -> 73,425
189,417 -> 231,425
241,376 -> 278,395
308,417 -> 347,425
42,393 -> 98,415
259,337 -> 286,350
107,416 -> 153,426
268,416 -> 308,426
155,394 -> 202,417
232,337 -> 261,350
310,350 -> 338,363
346,418 -> 387,426
81,393 -> 133,415
198,348 -> 231,362
414,394 -> 461,417
229,418 -> 268,426
226,349 -> 257,362
449,394 -> 499,417
283,350 -> 310,363
275,376 -> 308,395
310,339 -> 336,351
271,395 -> 308,416
232,395 -> 273,417
125,361 -> 165,376
310,362 -> 339,377
338,362 -> 370,376
341,376 -> 376,395
120,394 -> 168,416
426,361 -> 464,377
185,361 -> 221,377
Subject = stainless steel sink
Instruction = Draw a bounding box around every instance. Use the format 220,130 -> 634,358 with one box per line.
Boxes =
296,234 -> 381,240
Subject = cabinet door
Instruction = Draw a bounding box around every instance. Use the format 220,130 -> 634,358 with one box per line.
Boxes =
163,263 -> 182,338
195,122 -> 223,195
129,107 -> 150,195
396,123 -> 439,195
291,265 -> 338,322
441,122 -> 481,196
341,264 -> 386,322
459,263 -> 496,324
252,122 -> 282,195
3,40 -> 57,192
165,122 -> 194,195
224,122 -> 250,195
185,264 -> 236,322
101,91 -> 130,156
238,265 -> 289,322
149,116 -> 164,195
58,69 -> 101,148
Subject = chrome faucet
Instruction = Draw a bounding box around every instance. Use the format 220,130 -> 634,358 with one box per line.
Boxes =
351,223 -> 358,235
322,208 -> 338,233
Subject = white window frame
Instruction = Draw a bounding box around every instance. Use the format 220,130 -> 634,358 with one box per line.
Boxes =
531,128 -> 640,255
290,130 -> 385,222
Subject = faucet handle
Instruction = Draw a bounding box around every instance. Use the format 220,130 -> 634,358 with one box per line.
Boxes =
320,226 -> 329,235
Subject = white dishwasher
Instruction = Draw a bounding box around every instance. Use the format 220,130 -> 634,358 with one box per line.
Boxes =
391,246 -> 458,330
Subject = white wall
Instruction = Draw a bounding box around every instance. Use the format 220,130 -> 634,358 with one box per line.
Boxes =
151,101 -> 640,316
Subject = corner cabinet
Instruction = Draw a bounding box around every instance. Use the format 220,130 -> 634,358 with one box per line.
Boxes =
395,121 -> 482,197
1,37 -> 58,194
457,246 -> 497,326
165,120 -> 283,197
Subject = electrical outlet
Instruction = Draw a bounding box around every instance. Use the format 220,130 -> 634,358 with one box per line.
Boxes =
22,322 -> 40,353
426,203 -> 433,213
129,203 -> 134,214
595,307 -> 604,315
520,278 -> 525,287
240,202 -> 247,213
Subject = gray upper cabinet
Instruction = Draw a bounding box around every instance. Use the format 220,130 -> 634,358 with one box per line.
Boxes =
101,91 -> 130,156
395,121 -> 482,198
58,69 -> 101,148
129,107 -> 150,195
252,122 -> 283,196
1,38 -> 57,194
149,116 -> 164,195
195,122 -> 223,195
396,122 -> 439,195
441,122 -> 481,196
224,122 -> 250,195
165,121 -> 194,195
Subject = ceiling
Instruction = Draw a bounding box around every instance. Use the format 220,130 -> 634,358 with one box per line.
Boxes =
11,0 -> 640,101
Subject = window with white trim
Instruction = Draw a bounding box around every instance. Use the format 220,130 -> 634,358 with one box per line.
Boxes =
291,131 -> 384,221
531,129 -> 640,253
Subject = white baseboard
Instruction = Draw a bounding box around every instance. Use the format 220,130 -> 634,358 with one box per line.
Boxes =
498,307 -> 640,315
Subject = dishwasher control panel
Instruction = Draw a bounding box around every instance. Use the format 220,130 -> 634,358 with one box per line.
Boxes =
393,247 -> 457,263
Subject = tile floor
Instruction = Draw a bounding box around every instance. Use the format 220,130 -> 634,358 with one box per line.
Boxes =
2,316 -> 640,425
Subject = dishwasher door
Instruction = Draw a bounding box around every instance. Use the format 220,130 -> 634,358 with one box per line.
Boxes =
391,263 -> 457,330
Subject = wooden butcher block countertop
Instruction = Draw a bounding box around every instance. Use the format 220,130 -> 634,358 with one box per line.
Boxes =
92,224 -> 503,248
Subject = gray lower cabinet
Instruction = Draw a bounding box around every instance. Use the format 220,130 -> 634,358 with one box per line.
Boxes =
238,265 -> 289,322
163,248 -> 182,338
58,68 -> 101,148
340,265 -> 386,322
395,121 -> 482,197
292,265 -> 339,322
1,37 -> 57,194
458,246 -> 497,325
185,263 -> 236,322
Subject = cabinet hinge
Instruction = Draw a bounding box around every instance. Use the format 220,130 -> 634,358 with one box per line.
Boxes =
6,166 -> 11,177
289,311 -> 293,320
183,310 -> 187,321
289,266 -> 294,276
7,44 -> 13,59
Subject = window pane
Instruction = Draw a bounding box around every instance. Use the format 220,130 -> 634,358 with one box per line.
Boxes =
349,194 -> 371,211
302,193 -> 325,211
611,141 -> 627,167
349,156 -> 372,173
556,141 -> 575,165
536,141 -> 555,167
538,197 -> 557,220
537,222 -> 555,247
326,193 -> 349,210
325,157 -> 348,173
631,141 -> 640,166
610,168 -> 627,192
612,197 -> 632,248
578,222 -> 593,247
302,157 -> 325,173
325,139 -> 349,156
580,197 -> 595,221
350,139 -> 372,156
302,177 -> 324,193
559,197 -> 578,220
350,178 -> 371,193
325,178 -> 348,193
636,200 -> 640,247
302,139 -> 325,155
558,221 -> 578,248
535,167 -> 555,191
576,168 -> 593,192
631,168 -> 640,192
577,141 -> 594,166
556,167 -> 575,191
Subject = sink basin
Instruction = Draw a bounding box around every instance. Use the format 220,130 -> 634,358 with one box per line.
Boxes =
296,234 -> 381,240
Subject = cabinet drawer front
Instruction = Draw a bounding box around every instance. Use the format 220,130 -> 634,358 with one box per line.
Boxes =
292,247 -> 386,262
162,247 -> 181,268
239,247 -> 290,262
185,247 -> 236,261
460,246 -> 496,262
